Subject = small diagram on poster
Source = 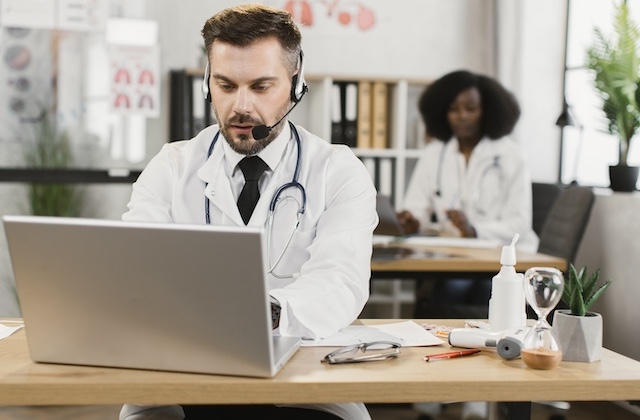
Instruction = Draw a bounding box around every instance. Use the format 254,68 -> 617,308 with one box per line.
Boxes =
109,45 -> 160,118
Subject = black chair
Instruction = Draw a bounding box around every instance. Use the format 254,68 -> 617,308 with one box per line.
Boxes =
537,184 -> 595,264
531,182 -> 564,237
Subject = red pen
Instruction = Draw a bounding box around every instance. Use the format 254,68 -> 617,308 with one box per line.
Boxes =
423,348 -> 481,362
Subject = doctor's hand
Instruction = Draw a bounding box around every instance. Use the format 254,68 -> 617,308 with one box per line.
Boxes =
396,210 -> 420,235
445,209 -> 477,238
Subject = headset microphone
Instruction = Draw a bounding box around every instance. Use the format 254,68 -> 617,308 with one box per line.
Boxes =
252,98 -> 303,140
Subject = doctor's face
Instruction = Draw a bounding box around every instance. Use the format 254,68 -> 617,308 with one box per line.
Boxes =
447,87 -> 483,144
207,37 -> 293,155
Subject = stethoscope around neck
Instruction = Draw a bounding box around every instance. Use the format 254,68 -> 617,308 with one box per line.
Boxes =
204,121 -> 306,278
432,141 -> 502,221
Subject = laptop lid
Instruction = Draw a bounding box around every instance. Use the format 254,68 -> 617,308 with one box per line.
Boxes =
2,215 -> 300,378
374,194 -> 405,236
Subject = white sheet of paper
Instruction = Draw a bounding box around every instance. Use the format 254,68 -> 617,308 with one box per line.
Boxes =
0,323 -> 23,341
302,320 -> 445,347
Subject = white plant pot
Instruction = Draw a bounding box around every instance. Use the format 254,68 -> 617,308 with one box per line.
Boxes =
552,309 -> 602,362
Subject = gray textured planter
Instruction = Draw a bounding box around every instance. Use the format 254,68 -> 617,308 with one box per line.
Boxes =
552,309 -> 602,362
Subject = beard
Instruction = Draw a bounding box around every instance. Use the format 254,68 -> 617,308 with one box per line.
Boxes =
215,102 -> 290,155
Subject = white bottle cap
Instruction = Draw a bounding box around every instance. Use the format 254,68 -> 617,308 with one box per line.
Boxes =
500,234 -> 519,266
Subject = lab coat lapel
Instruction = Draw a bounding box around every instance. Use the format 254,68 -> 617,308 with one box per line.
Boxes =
198,150 -> 244,225
197,128 -> 297,227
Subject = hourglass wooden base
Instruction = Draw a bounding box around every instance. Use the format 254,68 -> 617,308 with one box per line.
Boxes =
521,347 -> 562,369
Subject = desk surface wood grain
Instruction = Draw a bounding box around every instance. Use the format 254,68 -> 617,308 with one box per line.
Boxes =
1,319 -> 638,406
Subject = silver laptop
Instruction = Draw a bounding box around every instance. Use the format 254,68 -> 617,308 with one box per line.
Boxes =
2,215 -> 301,378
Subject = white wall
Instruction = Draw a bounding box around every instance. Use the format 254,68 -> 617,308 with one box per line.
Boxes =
498,0 -> 567,183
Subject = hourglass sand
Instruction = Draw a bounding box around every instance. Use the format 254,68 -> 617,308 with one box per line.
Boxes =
521,267 -> 564,370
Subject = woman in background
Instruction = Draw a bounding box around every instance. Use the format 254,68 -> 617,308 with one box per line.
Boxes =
398,70 -> 537,420
398,69 -> 537,250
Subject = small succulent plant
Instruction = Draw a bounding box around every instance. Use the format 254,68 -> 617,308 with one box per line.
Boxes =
562,264 -> 613,317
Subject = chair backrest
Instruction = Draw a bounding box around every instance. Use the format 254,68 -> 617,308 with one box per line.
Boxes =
531,182 -> 564,237
537,185 -> 595,263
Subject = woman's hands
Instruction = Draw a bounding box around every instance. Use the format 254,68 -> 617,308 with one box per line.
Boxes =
445,209 -> 477,238
396,210 -> 420,235
395,209 -> 476,238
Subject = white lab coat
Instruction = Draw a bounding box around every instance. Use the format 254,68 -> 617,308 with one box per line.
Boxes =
120,122 -> 377,420
403,136 -> 539,252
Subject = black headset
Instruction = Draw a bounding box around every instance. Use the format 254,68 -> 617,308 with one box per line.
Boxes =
201,50 -> 307,104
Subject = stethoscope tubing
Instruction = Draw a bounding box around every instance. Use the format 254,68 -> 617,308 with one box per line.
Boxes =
204,122 -> 306,277
433,141 -> 502,219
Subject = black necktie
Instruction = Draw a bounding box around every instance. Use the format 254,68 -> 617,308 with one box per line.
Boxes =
237,156 -> 268,224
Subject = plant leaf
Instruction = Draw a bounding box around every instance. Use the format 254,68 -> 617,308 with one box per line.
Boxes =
569,278 -> 586,317
583,268 -> 600,301
585,0 -> 640,164
562,264 -> 578,306
584,279 -> 613,312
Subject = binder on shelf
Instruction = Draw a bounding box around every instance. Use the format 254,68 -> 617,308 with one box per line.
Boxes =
342,82 -> 358,147
169,70 -> 192,141
371,81 -> 388,149
330,82 -> 344,145
356,81 -> 372,149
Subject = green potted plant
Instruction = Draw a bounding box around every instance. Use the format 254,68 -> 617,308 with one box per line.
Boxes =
22,107 -> 83,217
586,0 -> 640,192
552,264 -> 613,362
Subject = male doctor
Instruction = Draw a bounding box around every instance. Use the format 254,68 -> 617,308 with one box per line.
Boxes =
119,4 -> 377,420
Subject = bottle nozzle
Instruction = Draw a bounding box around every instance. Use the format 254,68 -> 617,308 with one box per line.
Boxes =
500,233 -> 519,265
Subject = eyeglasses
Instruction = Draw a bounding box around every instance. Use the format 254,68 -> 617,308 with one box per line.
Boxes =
321,341 -> 401,364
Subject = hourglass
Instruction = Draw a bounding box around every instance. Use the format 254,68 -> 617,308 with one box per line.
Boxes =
521,267 -> 564,370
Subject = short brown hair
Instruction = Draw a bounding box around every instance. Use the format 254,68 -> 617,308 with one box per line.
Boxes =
201,3 -> 301,73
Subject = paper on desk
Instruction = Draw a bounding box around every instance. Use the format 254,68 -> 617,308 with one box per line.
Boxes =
0,322 -> 23,341
301,320 -> 445,347
372,234 -> 398,245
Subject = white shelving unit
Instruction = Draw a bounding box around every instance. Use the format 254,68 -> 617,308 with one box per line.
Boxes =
292,74 -> 431,318
291,74 -> 429,207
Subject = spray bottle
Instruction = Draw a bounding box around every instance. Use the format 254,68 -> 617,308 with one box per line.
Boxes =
488,234 -> 526,332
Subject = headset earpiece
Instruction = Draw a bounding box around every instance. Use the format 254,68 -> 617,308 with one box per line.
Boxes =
290,51 -> 308,103
202,62 -> 211,103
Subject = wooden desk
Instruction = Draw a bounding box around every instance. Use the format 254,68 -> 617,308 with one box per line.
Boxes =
371,243 -> 567,278
1,319 -> 639,420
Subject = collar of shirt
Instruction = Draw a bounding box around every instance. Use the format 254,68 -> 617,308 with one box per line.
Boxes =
450,136 -> 490,156
220,122 -> 293,198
